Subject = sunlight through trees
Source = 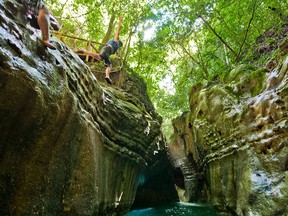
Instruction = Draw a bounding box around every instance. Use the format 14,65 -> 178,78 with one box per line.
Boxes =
49,0 -> 288,137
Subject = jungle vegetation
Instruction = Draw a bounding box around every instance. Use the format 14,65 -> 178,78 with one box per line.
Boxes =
49,0 -> 288,136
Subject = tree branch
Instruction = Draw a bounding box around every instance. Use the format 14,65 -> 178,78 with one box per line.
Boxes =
176,41 -> 209,79
197,14 -> 240,60
237,0 -> 257,60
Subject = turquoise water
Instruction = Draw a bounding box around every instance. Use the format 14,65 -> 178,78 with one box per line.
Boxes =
125,202 -> 216,216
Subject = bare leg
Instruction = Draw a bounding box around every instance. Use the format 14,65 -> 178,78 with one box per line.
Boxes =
76,50 -> 102,61
37,7 -> 56,49
85,51 -> 102,61
105,66 -> 112,84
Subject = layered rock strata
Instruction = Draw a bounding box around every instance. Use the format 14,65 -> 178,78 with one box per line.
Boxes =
0,1 -> 175,215
169,55 -> 288,214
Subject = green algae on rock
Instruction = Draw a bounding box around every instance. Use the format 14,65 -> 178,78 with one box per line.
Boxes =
169,55 -> 288,215
0,1 -> 177,215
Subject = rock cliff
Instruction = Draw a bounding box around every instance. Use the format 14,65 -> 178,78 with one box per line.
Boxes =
0,1 -> 177,215
169,32 -> 288,215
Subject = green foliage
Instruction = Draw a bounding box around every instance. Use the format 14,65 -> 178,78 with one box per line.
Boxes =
48,0 -> 288,137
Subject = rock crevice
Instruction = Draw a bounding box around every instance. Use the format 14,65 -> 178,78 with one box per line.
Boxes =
0,1 -> 177,215
169,51 -> 288,215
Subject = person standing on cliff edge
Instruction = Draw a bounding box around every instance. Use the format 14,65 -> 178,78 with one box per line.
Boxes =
76,16 -> 123,84
23,0 -> 60,49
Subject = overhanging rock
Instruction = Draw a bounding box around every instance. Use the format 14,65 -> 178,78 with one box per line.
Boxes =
0,1 -> 173,215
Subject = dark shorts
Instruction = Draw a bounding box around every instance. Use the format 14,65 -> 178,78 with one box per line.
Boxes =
26,0 -> 46,15
100,45 -> 112,67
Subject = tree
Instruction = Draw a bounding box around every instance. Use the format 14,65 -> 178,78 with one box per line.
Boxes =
49,0 -> 288,137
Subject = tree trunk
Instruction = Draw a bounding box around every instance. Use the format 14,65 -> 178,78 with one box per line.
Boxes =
99,2 -> 117,50
197,15 -> 240,61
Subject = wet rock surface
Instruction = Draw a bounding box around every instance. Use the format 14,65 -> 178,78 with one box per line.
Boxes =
0,1 -> 177,215
169,40 -> 288,215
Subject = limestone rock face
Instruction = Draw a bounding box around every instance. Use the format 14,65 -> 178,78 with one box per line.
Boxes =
169,57 -> 288,214
0,1 -> 173,215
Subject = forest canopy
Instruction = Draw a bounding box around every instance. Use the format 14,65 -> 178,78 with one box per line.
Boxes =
49,0 -> 288,136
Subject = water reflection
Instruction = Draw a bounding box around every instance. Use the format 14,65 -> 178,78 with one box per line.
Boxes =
126,202 -> 216,216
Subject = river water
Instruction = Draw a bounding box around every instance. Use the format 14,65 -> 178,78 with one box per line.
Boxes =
125,202 -> 216,216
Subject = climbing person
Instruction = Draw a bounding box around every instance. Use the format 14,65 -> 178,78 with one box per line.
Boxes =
23,0 -> 60,49
76,16 -> 123,84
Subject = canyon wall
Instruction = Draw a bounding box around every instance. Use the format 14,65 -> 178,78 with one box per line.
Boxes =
169,41 -> 288,215
0,1 -> 177,215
